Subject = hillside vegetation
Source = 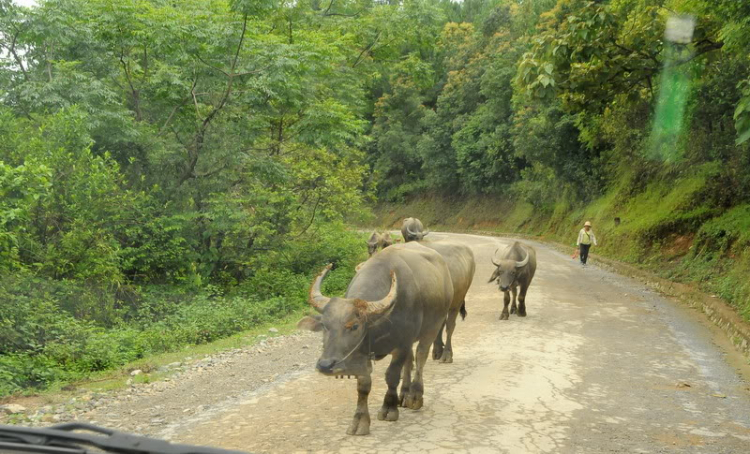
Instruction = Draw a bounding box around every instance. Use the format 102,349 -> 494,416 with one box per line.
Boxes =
2,0 -> 750,395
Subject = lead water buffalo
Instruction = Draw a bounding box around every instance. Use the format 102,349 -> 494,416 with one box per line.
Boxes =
419,240 -> 476,363
366,231 -> 393,257
298,243 -> 453,435
488,242 -> 537,320
401,217 -> 429,242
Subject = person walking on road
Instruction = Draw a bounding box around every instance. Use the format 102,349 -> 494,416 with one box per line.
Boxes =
576,221 -> 597,266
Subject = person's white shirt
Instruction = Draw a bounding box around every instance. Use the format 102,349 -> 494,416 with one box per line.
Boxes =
577,228 -> 597,246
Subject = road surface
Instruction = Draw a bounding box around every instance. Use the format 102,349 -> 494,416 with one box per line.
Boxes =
87,233 -> 750,453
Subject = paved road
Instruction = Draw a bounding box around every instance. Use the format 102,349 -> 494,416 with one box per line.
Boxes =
171,232 -> 750,453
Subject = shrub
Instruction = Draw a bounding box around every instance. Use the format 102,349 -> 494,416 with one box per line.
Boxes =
0,223 -> 368,396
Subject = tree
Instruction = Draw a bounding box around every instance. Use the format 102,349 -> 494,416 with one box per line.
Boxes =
0,0 -> 371,283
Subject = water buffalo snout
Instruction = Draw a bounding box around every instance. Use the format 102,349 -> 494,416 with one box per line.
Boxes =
316,358 -> 337,374
500,286 -> 509,292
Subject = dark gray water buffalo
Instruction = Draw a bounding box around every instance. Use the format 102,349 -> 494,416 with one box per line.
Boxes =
298,243 -> 453,435
401,217 -> 429,242
366,231 -> 393,257
420,240 -> 476,363
488,242 -> 537,320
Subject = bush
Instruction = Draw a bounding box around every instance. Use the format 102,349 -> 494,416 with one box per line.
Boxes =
0,108 -> 142,285
0,223 -> 368,397
0,354 -> 76,397
0,291 -> 305,395
117,206 -> 199,284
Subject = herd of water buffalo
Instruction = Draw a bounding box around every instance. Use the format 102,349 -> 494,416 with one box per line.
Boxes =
297,218 -> 537,435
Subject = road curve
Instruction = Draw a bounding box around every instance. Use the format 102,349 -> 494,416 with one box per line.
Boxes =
170,232 -> 750,453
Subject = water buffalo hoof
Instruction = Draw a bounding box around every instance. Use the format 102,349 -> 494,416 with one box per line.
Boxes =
398,388 -> 409,407
404,392 -> 423,410
432,345 -> 444,360
518,311 -> 527,317
510,305 -> 517,314
346,412 -> 370,436
440,351 -> 453,363
377,405 -> 399,421
500,313 -> 509,320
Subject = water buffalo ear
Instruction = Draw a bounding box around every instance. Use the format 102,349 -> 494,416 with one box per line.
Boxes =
297,315 -> 323,332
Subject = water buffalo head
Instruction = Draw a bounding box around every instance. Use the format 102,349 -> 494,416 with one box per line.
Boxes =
367,232 -> 380,257
298,264 -> 397,377
488,248 -> 530,292
405,225 -> 429,241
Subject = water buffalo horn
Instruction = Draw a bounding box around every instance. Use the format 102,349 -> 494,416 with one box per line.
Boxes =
515,251 -> 530,268
491,248 -> 502,267
309,264 -> 333,312
406,225 -> 417,236
366,271 -> 398,317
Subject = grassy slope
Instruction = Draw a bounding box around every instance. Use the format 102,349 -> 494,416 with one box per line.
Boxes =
372,168 -> 750,322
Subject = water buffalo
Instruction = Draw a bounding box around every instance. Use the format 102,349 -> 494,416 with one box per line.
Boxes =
488,242 -> 537,320
401,217 -> 429,242
420,240 -> 476,363
366,231 -> 393,257
298,243 -> 453,435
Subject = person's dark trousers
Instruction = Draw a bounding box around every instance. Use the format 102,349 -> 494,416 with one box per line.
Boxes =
580,244 -> 591,264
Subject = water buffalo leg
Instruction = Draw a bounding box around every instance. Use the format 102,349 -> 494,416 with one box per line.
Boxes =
440,307 -> 460,363
510,286 -> 518,314
432,321 -> 445,360
500,291 -> 510,320
518,285 -> 528,317
405,339 -> 431,410
347,374 -> 372,436
379,349 -> 407,421
398,348 -> 413,407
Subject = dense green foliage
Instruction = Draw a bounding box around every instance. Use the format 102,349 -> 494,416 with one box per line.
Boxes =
0,224 -> 364,396
1,0 -> 378,285
3,0 -> 750,394
368,0 -> 750,205
0,0 -> 394,395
